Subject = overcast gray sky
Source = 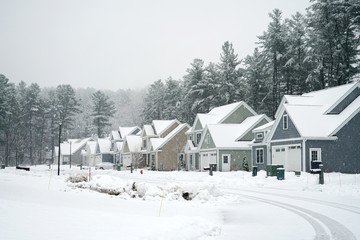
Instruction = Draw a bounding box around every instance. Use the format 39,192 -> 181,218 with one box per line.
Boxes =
0,0 -> 310,90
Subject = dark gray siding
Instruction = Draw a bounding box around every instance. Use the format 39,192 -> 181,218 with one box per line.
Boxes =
252,145 -> 267,171
306,111 -> 360,173
329,87 -> 360,114
272,111 -> 301,140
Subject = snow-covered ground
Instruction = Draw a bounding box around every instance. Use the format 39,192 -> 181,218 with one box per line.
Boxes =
1,166 -> 360,240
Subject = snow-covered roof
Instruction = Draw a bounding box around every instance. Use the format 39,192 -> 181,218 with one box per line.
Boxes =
192,101 -> 257,131
115,142 -> 123,152
276,81 -> 360,138
111,131 -> 121,141
60,137 -> 92,155
97,138 -> 112,154
152,119 -> 179,135
252,121 -> 275,132
186,140 -> 197,151
206,124 -> 252,149
86,141 -> 97,155
119,126 -> 140,138
124,135 -> 142,153
151,123 -> 190,150
143,124 -> 155,136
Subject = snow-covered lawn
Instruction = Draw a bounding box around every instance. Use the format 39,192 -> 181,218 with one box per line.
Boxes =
1,166 -> 360,240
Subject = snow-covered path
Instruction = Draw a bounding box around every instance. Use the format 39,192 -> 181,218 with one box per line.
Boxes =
1,166 -> 360,240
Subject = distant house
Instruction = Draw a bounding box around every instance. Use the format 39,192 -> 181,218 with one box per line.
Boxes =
141,119 -> 181,167
121,135 -> 144,168
54,138 -> 92,165
81,141 -> 98,166
185,101 -> 268,171
257,81 -> 360,173
148,123 -> 190,171
110,126 -> 141,165
97,138 -> 114,163
197,115 -> 270,171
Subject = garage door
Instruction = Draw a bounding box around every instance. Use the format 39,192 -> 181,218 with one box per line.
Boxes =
122,155 -> 132,167
201,152 -> 216,171
272,145 -> 301,171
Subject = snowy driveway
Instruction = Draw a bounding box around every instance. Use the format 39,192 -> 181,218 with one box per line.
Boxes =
1,166 -> 359,240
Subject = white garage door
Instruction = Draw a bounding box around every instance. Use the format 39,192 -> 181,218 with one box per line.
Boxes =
201,152 -> 216,171
122,155 -> 132,167
272,145 -> 301,171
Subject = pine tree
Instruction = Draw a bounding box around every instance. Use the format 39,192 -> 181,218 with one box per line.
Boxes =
91,91 -> 115,138
142,80 -> 165,124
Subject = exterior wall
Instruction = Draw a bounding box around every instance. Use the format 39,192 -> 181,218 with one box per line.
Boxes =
199,131 -> 216,150
329,87 -> 360,114
160,122 -> 179,138
222,105 -> 255,124
157,127 -> 189,171
194,119 -> 203,131
252,145 -> 268,171
240,119 -> 269,141
306,112 -> 360,173
219,149 -> 251,171
272,111 -> 301,140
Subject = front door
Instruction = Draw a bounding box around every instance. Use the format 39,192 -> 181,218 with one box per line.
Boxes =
222,154 -> 230,171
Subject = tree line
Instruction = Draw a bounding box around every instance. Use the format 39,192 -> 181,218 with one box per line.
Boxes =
142,0 -> 360,124
0,78 -> 142,166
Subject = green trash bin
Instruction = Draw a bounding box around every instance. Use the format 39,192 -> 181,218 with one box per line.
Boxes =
277,168 -> 285,180
117,165 -> 121,171
252,166 -> 258,177
1,164 -> 5,169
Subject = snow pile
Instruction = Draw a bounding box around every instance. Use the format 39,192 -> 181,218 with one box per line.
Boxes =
70,174 -> 224,202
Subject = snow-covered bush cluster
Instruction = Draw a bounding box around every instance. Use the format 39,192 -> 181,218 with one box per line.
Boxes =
66,173 -> 88,183
70,174 -> 223,201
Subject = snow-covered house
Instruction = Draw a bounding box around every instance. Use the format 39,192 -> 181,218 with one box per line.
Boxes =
185,101 -> 265,171
148,123 -> 190,171
250,121 -> 274,171
81,140 -> 98,166
262,81 -> 360,173
141,119 -> 181,167
197,115 -> 271,171
110,126 -> 141,165
54,138 -> 92,165
97,138 -> 114,163
121,135 -> 144,168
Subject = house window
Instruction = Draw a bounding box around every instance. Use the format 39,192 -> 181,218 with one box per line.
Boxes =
190,154 -> 193,165
283,114 -> 288,130
256,133 -> 264,139
196,133 -> 201,144
143,139 -> 147,148
256,148 -> 264,164
310,148 -> 322,162
223,155 -> 229,164
189,135 -> 192,141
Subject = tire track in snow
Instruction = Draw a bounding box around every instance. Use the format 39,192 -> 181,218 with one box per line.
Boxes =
228,191 -> 356,240
230,188 -> 360,215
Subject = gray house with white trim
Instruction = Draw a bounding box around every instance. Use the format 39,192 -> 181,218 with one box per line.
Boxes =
255,81 -> 360,173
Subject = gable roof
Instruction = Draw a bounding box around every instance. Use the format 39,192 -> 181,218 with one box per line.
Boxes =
97,138 -> 113,154
152,119 -> 180,136
111,131 -> 121,141
252,121 -> 275,133
150,123 -> 190,151
204,124 -> 252,149
143,124 -> 155,136
119,126 -> 141,138
271,81 -> 360,139
235,114 -> 271,141
191,101 -> 257,131
123,135 -> 142,153
60,137 -> 92,155
86,141 -> 98,155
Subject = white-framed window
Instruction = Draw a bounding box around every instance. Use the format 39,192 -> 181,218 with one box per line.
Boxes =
310,148 -> 322,162
222,155 -> 229,164
206,133 -> 210,144
196,133 -> 201,144
189,135 -> 192,141
256,132 -> 264,139
143,139 -> 147,148
190,154 -> 193,165
256,148 -> 264,164
283,114 -> 288,130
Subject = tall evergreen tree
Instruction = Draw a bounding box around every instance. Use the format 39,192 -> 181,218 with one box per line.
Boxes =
142,80 -> 165,124
91,91 -> 115,138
